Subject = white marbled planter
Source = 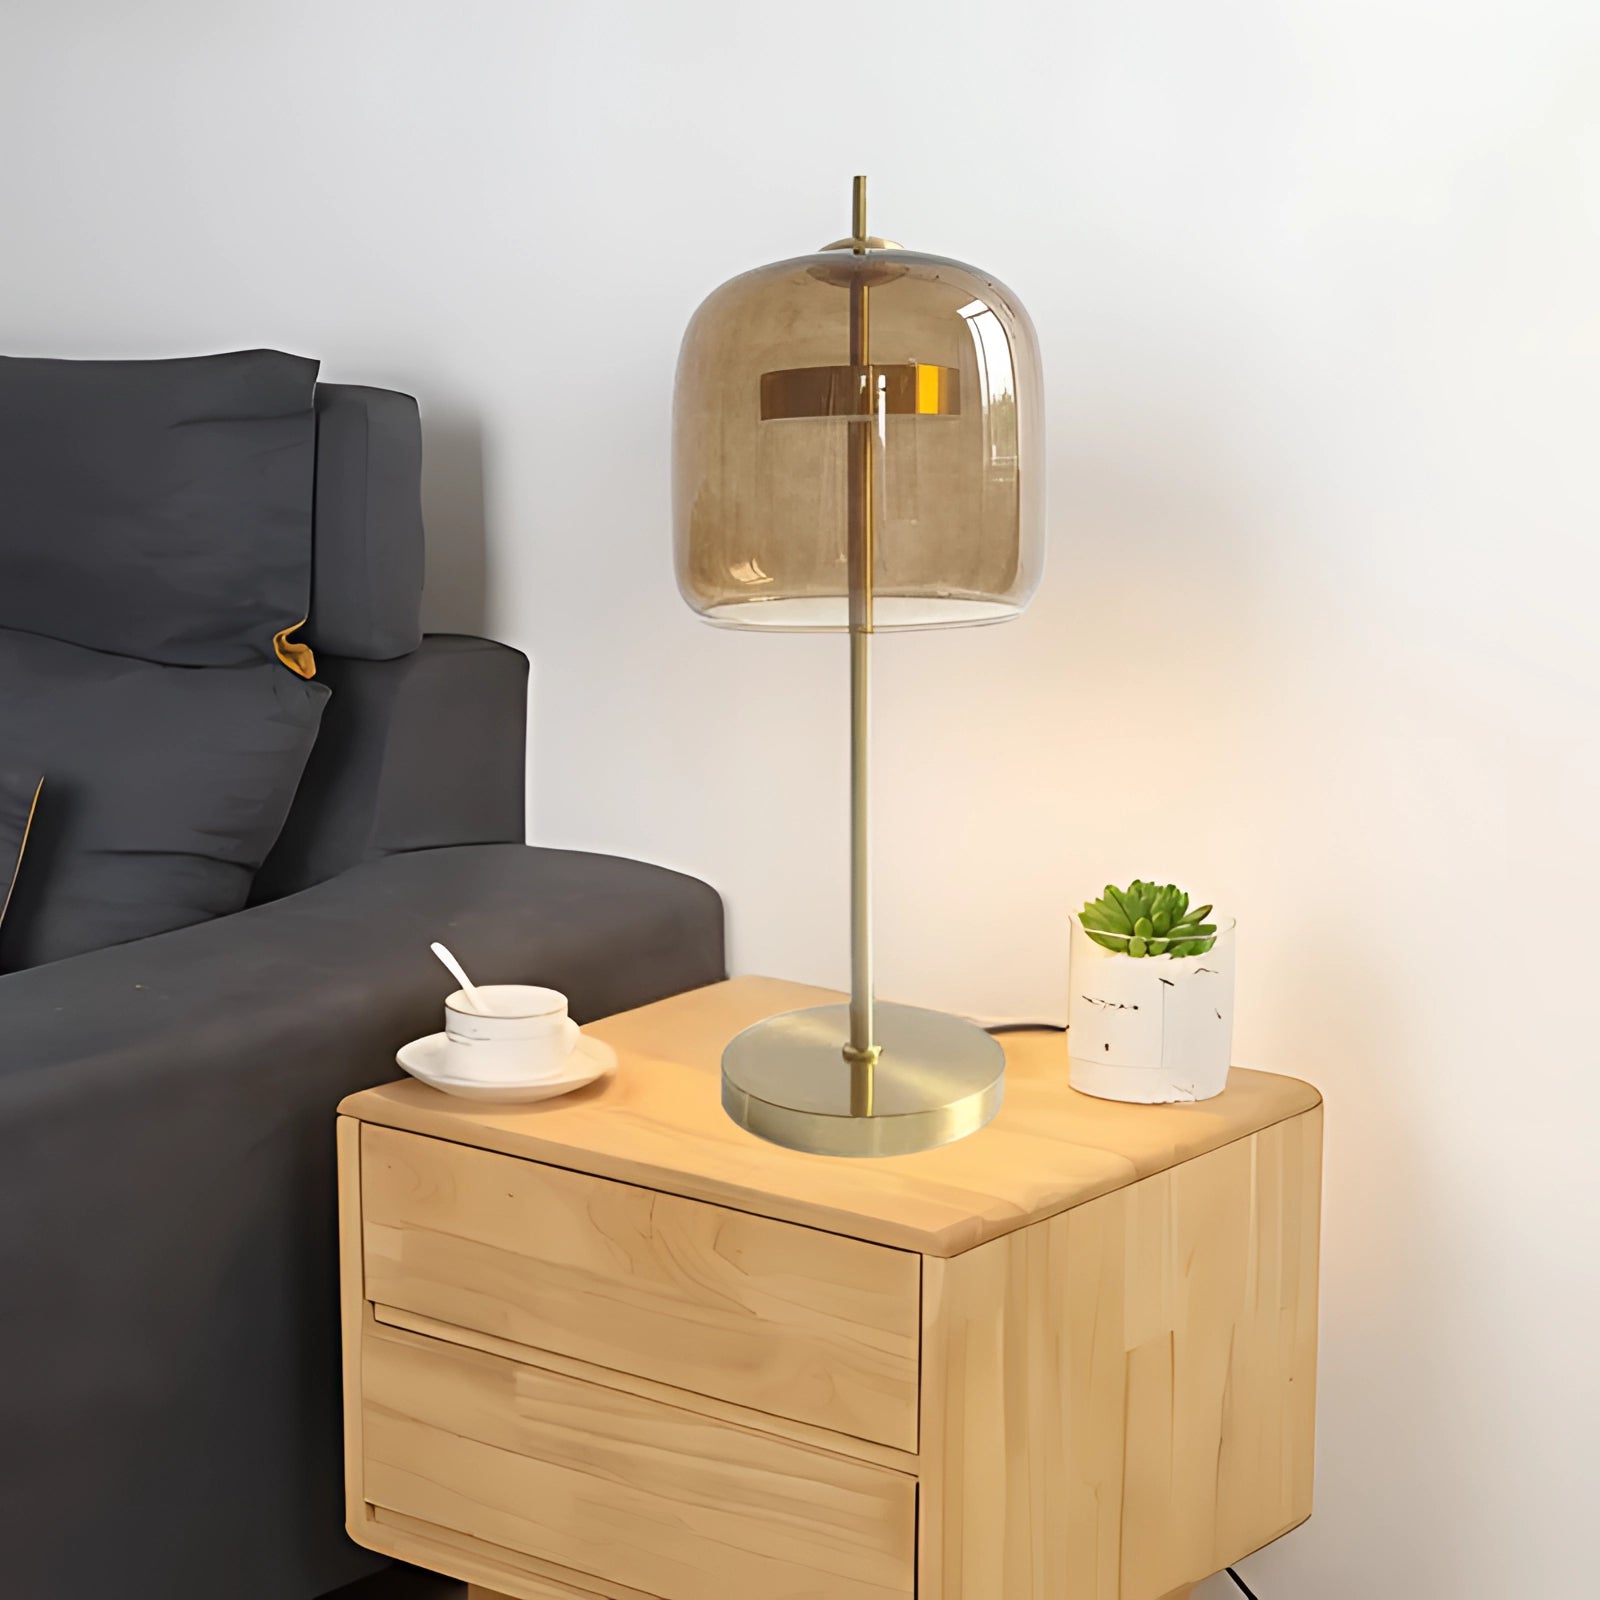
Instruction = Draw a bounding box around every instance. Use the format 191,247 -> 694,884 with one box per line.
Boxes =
1067,916 -> 1236,1103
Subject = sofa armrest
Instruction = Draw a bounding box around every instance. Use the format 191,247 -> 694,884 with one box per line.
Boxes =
0,843 -> 724,1600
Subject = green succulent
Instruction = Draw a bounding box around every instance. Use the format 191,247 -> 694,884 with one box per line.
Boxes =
1079,880 -> 1218,958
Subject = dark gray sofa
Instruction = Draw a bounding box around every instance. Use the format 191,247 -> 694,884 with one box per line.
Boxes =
0,373 -> 725,1598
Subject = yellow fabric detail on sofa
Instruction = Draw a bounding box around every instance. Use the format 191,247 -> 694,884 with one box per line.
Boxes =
273,620 -> 317,679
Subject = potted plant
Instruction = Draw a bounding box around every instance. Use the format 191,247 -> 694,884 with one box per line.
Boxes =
1068,880 -> 1236,1103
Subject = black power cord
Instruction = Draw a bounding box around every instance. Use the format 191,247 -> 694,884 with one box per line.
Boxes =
1227,1568 -> 1261,1599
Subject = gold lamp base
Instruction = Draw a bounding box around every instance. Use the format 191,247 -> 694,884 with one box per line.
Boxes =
721,1003 -> 1004,1158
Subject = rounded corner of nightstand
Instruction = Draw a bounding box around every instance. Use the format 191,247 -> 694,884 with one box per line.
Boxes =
343,1504 -> 377,1550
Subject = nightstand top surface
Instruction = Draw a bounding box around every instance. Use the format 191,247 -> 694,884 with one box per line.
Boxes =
339,976 -> 1321,1256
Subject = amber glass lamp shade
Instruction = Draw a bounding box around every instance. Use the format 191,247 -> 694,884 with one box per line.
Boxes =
673,246 -> 1044,631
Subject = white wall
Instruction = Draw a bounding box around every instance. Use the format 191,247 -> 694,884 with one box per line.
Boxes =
3,2 -> 1596,1593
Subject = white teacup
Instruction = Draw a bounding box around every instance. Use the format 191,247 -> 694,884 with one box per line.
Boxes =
443,985 -> 580,1083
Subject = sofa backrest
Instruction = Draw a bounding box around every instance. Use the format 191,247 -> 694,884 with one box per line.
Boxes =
305,384 -> 426,663
0,357 -> 426,673
251,382 -> 528,904
0,355 -> 525,959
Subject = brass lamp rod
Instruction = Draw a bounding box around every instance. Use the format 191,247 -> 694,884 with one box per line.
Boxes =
844,174 -> 880,1105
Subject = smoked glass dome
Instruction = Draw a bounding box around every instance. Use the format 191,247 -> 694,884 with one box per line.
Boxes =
673,246 -> 1044,631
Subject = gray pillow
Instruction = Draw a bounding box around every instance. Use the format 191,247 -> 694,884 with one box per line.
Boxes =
0,349 -> 318,665
0,769 -> 42,931
0,629 -> 327,971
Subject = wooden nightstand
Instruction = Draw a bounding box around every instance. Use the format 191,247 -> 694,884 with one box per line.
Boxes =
338,977 -> 1322,1600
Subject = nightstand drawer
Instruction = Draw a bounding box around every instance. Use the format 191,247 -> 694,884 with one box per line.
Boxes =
361,1318 -> 916,1600
360,1124 -> 921,1450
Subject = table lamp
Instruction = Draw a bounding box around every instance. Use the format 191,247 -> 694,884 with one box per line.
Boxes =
673,176 -> 1044,1157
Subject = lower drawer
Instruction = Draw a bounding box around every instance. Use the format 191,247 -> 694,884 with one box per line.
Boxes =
360,1319 -> 916,1600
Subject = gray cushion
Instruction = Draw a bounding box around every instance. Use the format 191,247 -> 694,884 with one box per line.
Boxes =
0,629 -> 327,971
0,770 -> 42,931
0,349 -> 319,665
306,385 -> 426,660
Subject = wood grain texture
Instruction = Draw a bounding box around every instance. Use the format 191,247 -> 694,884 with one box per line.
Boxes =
920,1107 -> 1322,1600
361,1316 -> 916,1600
373,1303 -> 919,1474
381,1506 -> 657,1600
339,977 -> 1322,1256
336,1116 -> 368,1538
360,1123 -> 920,1449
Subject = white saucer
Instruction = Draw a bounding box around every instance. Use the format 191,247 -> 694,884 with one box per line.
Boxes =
395,1031 -> 617,1103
